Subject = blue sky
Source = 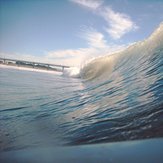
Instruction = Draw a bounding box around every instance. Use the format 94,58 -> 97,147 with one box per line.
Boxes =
0,0 -> 163,66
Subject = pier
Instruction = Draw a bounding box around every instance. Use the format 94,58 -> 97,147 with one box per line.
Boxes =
0,57 -> 70,72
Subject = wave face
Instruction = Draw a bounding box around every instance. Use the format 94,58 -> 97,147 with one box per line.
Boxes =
66,23 -> 163,145
0,23 -> 163,151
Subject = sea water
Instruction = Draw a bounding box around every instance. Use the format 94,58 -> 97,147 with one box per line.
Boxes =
0,24 -> 163,152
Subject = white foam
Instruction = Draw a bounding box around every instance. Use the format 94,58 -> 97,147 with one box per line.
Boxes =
63,67 -> 80,78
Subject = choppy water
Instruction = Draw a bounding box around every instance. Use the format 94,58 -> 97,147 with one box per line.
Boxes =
0,24 -> 163,151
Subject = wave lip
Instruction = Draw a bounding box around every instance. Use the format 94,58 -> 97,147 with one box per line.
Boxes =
80,55 -> 116,80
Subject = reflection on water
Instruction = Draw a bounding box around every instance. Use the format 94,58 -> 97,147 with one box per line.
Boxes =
0,41 -> 163,151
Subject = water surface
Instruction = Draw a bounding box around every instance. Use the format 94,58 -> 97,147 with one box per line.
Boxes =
0,24 -> 163,151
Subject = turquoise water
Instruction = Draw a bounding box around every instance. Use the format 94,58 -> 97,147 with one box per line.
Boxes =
0,24 -> 163,151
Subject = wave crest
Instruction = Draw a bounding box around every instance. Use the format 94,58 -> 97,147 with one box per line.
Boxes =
80,23 -> 163,80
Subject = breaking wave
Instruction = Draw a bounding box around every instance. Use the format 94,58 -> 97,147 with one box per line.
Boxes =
80,23 -> 163,81
62,67 -> 80,78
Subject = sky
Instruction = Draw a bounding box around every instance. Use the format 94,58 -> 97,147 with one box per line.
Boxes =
0,0 -> 163,66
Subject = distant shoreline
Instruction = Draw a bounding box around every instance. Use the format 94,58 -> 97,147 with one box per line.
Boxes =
0,63 -> 62,72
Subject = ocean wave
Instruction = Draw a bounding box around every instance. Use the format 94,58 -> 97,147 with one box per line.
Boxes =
80,23 -> 163,80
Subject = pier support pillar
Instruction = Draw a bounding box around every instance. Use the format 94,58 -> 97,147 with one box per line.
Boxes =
62,66 -> 65,72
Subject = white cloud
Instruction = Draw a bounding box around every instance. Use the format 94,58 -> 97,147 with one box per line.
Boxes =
70,0 -> 138,39
70,0 -> 103,10
80,27 -> 107,48
46,48 -> 95,66
45,44 -> 126,66
100,7 -> 138,39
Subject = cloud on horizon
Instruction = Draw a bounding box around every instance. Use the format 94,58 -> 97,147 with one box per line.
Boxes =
0,42 -> 126,67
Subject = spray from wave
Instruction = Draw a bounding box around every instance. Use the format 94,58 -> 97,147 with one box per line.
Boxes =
62,67 -> 81,78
